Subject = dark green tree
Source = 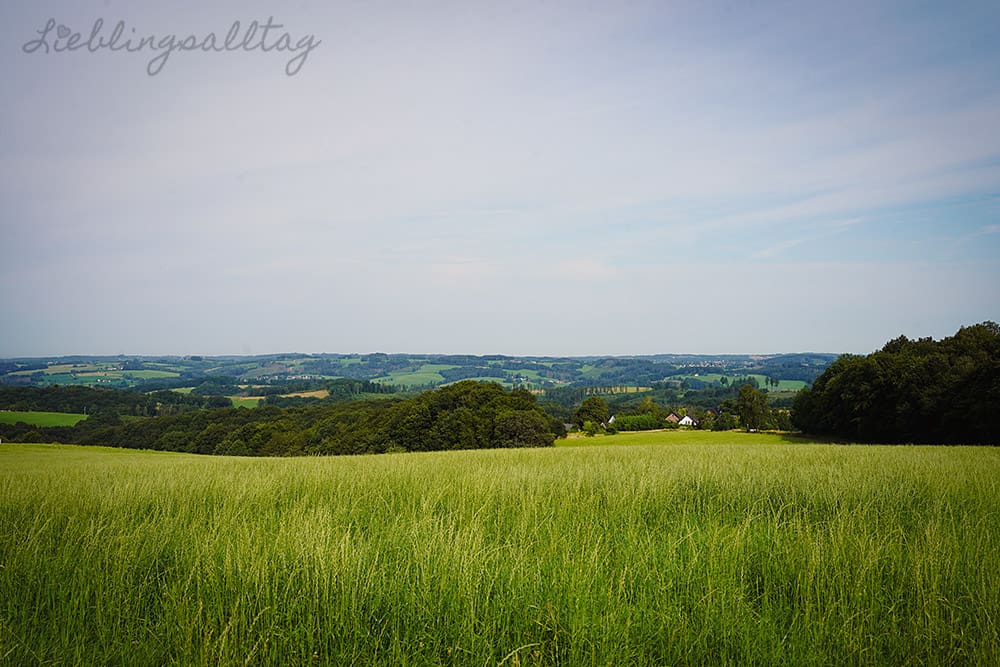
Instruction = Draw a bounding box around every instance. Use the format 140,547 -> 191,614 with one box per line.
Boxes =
574,396 -> 609,427
494,410 -> 555,448
793,322 -> 1000,443
737,384 -> 770,431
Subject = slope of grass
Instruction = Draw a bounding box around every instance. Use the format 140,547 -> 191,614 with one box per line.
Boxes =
1,440 -> 998,665
122,370 -> 181,379
0,410 -> 88,427
227,396 -> 263,408
560,428 -> 802,447
279,390 -> 331,399
374,364 -> 461,387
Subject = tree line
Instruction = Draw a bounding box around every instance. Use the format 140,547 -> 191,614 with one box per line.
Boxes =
2,381 -> 565,456
0,384 -> 227,416
793,322 -> 999,444
568,386 -> 789,435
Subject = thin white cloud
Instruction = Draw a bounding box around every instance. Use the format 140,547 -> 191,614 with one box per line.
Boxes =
752,239 -> 805,259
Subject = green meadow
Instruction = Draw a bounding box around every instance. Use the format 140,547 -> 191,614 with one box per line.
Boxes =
374,364 -> 459,387
122,370 -> 182,379
228,396 -> 264,408
1,437 -> 998,666
560,429 -> 806,448
0,410 -> 88,427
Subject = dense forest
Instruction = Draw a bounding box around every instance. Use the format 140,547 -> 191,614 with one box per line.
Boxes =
0,384 -> 230,414
793,322 -> 1000,444
0,381 -> 565,456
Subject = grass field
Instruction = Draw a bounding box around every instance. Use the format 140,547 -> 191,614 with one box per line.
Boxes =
123,370 -> 182,379
1,438 -> 998,666
0,410 -> 88,427
228,396 -> 264,408
5,363 -> 179,387
375,364 -> 460,387
280,389 -> 331,399
561,429 -> 808,447
7,363 -> 102,376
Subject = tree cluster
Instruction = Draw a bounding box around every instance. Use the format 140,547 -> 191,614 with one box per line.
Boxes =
2,381 -> 564,456
569,394 -> 754,434
0,385 -> 223,416
792,322 -> 1000,444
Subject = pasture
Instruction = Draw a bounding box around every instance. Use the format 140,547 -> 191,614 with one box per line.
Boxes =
279,389 -> 332,399
375,364 -> 459,387
4,362 -> 179,387
560,428 -> 804,447
227,396 -> 264,408
0,410 -> 88,427
1,437 -> 998,665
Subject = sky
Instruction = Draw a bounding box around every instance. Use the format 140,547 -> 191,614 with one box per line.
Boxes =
1,0 -> 998,357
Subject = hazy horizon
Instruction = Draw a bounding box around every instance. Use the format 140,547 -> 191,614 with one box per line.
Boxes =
3,350 -> 843,358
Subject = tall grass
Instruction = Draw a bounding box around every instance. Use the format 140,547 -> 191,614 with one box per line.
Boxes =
1,441 -> 998,665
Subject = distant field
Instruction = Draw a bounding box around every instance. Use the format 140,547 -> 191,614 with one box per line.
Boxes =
418,364 -> 461,373
122,370 -> 181,379
375,372 -> 444,386
280,389 -> 330,399
8,363 -> 102,376
5,363 -> 179,385
31,373 -> 102,385
375,364 -> 460,386
43,363 -> 100,374
1,439 -> 997,665
228,396 -> 263,408
0,411 -> 88,427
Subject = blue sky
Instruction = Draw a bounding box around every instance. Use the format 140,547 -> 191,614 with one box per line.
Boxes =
1,0 -> 998,357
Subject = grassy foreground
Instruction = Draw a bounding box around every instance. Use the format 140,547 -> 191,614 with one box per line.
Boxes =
1,439 -> 998,666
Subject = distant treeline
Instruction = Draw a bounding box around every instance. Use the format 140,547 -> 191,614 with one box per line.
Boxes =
542,378 -> 791,421
178,378 -> 398,403
793,322 -> 1000,444
0,385 -> 227,416
248,378 -> 394,398
2,381 -> 565,456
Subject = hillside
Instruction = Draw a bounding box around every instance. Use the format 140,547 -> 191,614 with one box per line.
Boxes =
1,352 -> 839,391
